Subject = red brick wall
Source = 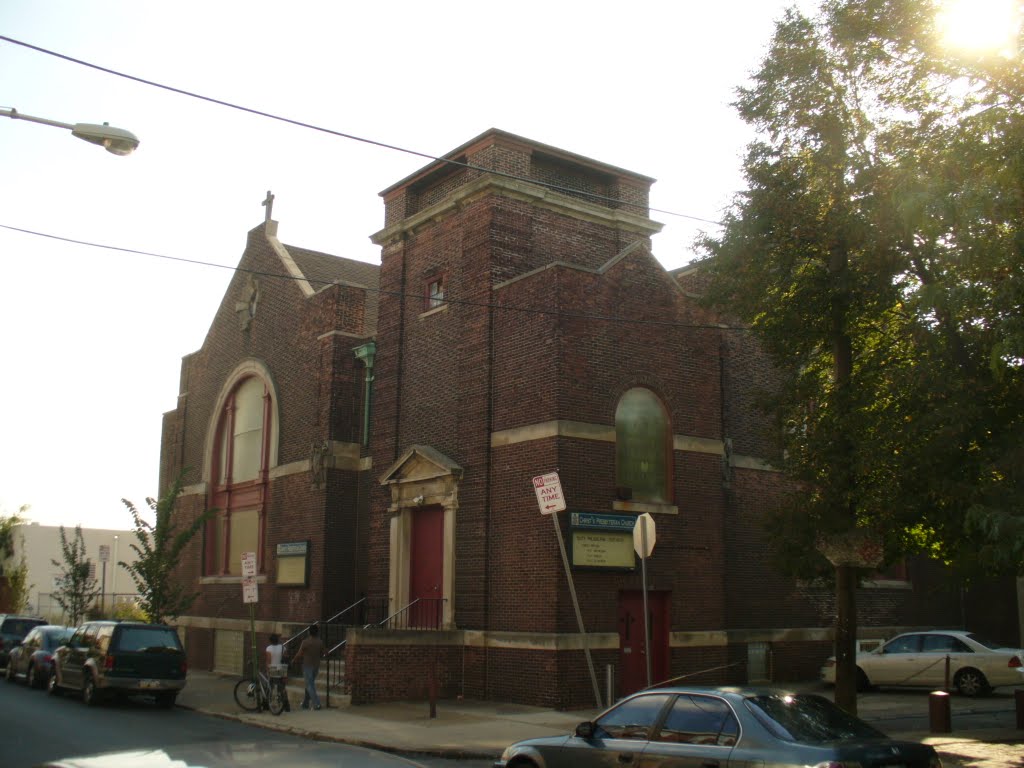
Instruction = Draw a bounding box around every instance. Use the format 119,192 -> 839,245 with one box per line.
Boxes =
162,223 -> 372,643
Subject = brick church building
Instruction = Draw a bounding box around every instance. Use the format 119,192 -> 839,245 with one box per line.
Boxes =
160,129 -> 1022,708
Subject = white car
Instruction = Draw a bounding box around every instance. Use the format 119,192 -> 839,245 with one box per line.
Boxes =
821,630 -> 1024,696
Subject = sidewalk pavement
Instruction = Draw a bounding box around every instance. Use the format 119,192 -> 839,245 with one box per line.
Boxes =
178,671 -> 1024,765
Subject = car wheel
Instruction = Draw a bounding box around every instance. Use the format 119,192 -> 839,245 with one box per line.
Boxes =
855,667 -> 872,692
48,671 -> 62,696
4,662 -> 13,683
27,664 -> 41,689
83,675 -> 100,706
156,691 -> 177,709
955,668 -> 990,697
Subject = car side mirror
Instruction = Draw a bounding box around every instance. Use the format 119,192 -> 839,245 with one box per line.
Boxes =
575,721 -> 596,739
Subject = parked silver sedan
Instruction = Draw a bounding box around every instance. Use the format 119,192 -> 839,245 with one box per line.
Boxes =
494,686 -> 940,768
821,630 -> 1024,696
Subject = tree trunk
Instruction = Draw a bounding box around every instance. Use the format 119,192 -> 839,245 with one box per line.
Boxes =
834,563 -> 858,715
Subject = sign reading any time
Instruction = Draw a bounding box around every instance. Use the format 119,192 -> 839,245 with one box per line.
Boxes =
241,551 -> 257,578
533,472 -> 566,515
241,551 -> 258,604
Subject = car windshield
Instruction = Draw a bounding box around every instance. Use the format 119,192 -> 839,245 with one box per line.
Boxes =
2,619 -> 42,636
116,627 -> 182,652
43,629 -> 74,650
745,694 -> 886,743
964,633 -> 1005,650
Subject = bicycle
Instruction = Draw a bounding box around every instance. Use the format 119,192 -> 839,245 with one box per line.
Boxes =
233,666 -> 286,715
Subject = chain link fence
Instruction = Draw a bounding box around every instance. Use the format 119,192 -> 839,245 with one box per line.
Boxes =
35,592 -> 143,623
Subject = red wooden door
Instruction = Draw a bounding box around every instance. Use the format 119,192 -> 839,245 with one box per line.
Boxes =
618,590 -> 670,696
409,505 -> 444,628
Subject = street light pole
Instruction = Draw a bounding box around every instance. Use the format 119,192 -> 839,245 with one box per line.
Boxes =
1,107 -> 139,155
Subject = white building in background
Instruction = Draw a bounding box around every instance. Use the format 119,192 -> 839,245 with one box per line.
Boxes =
11,523 -> 140,620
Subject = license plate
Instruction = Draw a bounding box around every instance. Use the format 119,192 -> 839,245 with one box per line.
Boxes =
139,679 -> 160,689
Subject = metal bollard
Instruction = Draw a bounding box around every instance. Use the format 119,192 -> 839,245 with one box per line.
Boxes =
606,665 -> 615,709
929,690 -> 952,733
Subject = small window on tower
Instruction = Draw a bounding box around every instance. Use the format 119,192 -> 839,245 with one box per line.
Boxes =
426,276 -> 445,310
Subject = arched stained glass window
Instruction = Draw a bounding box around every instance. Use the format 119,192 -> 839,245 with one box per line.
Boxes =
615,387 -> 672,504
207,375 -> 270,576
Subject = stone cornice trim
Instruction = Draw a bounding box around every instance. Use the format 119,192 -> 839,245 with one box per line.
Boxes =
265,222 -> 315,298
329,627 -> 836,652
371,174 -> 662,247
490,419 -> 778,472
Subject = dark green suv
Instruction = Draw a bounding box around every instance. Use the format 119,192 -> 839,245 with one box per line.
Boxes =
49,620 -> 187,708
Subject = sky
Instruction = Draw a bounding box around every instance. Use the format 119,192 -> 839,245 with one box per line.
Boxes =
0,0 -> 815,531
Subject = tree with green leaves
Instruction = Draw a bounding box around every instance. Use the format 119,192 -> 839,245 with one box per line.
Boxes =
0,506 -> 32,613
120,473 -> 213,624
698,0 -> 1023,714
51,525 -> 101,626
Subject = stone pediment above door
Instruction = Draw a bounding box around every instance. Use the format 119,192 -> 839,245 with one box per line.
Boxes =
379,445 -> 463,512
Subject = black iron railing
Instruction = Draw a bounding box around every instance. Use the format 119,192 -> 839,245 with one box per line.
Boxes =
284,595 -> 448,706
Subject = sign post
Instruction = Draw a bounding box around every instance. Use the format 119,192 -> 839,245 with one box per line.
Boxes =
99,544 -> 110,614
241,552 -> 258,685
633,513 -> 656,688
532,473 -> 602,708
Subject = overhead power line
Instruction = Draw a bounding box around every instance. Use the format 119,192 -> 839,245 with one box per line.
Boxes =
0,222 -> 742,332
0,34 -> 725,228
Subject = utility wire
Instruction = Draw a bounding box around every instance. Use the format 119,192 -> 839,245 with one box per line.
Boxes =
0,34 -> 725,228
0,222 -> 742,332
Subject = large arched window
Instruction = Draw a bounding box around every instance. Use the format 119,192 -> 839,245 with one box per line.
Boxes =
615,387 -> 672,504
206,375 -> 271,576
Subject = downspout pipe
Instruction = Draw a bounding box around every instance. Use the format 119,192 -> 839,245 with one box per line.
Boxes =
353,342 -> 376,447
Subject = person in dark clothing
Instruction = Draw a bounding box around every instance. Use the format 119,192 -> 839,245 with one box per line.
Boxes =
293,623 -> 323,710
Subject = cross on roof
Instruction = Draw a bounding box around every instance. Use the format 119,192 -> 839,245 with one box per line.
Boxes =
262,190 -> 274,222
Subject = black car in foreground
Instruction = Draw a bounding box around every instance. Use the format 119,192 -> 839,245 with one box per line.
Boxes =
49,620 -> 187,707
5,624 -> 74,688
0,614 -> 48,668
495,686 -> 942,768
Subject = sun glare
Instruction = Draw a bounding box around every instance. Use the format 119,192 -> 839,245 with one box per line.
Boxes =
938,0 -> 1021,56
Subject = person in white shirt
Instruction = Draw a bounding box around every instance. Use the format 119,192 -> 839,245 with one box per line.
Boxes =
264,633 -> 290,712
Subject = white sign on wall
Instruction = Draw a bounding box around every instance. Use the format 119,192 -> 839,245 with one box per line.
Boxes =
241,551 -> 257,578
532,472 -> 566,515
242,577 -> 258,604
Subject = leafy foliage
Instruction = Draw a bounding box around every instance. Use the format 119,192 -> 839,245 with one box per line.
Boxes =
51,526 -> 101,626
0,506 -> 32,613
4,558 -> 32,614
0,505 -> 27,561
697,0 -> 1023,711
120,473 -> 213,624
699,0 -> 1024,580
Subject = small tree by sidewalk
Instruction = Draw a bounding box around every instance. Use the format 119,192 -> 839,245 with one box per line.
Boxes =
51,525 -> 102,625
120,473 -> 213,624
0,506 -> 32,613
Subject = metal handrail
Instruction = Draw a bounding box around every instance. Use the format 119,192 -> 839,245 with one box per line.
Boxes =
376,597 -> 447,631
282,597 -> 368,651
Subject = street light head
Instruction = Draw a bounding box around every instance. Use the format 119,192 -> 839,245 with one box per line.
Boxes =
2,109 -> 140,156
71,122 -> 140,156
